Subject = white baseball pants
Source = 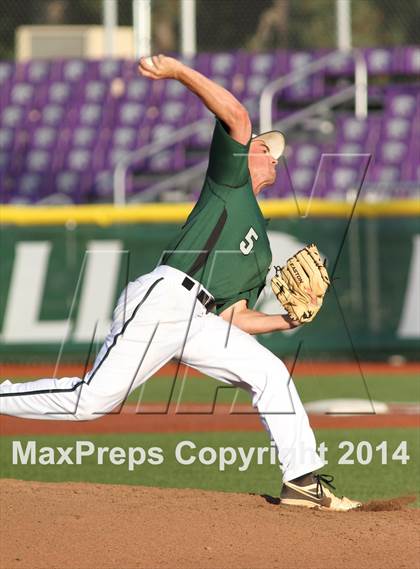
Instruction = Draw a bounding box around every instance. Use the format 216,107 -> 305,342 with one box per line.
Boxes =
0,265 -> 324,481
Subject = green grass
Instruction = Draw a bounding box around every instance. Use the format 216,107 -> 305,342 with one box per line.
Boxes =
1,428 -> 418,505
127,373 -> 420,406
4,373 -> 418,505
9,373 -> 419,406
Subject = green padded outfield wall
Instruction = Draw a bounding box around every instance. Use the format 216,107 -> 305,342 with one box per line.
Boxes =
0,217 -> 419,362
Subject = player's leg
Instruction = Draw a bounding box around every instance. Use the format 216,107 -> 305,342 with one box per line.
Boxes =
0,269 -> 206,421
179,312 -> 324,482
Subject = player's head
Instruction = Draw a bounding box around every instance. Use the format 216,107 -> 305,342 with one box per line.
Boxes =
248,130 -> 285,195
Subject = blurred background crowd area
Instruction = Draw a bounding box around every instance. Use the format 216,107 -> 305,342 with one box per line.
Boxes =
1,0 -> 418,56
0,0 -> 419,205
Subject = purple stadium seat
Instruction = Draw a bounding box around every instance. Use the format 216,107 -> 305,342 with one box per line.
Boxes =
160,100 -> 188,125
150,122 -> 177,142
112,126 -> 138,150
402,46 -> 420,74
247,52 -> 277,76
124,78 -> 150,101
385,91 -> 417,117
65,148 -> 92,172
46,82 -> 73,105
161,79 -> 190,101
0,171 -> 14,202
393,46 -> 420,75
30,126 -> 58,150
325,51 -> 354,76
241,97 -> 259,121
283,52 -> 324,102
0,106 -> 25,128
328,166 -> 362,193
377,140 -> 408,165
238,51 -> 288,104
71,126 -> 97,148
89,59 -> 124,81
117,101 -> 145,126
289,166 -> 316,196
0,62 -> 13,87
121,60 -> 141,81
91,170 -> 114,201
54,171 -> 81,194
10,83 -> 35,108
0,52 -> 418,204
289,143 -> 321,168
0,127 -> 14,151
337,116 -> 370,142
243,74 -> 270,98
107,147 -> 134,170
367,164 -> 401,184
364,48 -> 395,75
45,170 -> 93,203
188,120 -> 213,149
0,150 -> 10,170
16,171 -> 43,198
401,137 -> 420,180
147,146 -> 185,173
18,60 -> 51,84
25,149 -> 53,173
335,142 -> 369,167
40,104 -> 66,127
68,103 -> 106,128
51,59 -> 88,83
194,53 -> 239,92
208,52 -> 238,76
82,80 -> 108,103
382,117 -> 412,140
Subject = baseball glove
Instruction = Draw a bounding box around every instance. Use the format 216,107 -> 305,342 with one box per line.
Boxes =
271,244 -> 330,324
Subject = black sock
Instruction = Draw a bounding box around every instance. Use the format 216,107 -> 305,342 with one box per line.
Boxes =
289,472 -> 315,487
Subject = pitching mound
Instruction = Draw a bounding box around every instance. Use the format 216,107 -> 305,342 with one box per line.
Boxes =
1,480 -> 418,569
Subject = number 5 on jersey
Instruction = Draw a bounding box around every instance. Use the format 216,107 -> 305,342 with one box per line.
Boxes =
240,227 -> 259,255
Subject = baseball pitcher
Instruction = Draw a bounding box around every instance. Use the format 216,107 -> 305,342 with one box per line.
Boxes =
0,55 -> 360,511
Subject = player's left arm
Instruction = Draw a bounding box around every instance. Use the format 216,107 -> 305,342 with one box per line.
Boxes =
219,299 -> 301,335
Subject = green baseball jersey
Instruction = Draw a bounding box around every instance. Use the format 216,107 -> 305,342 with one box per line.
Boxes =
162,119 -> 272,315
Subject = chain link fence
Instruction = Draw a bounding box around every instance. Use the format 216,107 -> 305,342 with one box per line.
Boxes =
0,0 -> 419,60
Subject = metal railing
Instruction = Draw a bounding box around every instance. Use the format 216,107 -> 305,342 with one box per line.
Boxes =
129,159 -> 208,202
259,49 -> 368,133
112,118 -> 212,204
114,50 -> 368,205
274,85 -> 355,131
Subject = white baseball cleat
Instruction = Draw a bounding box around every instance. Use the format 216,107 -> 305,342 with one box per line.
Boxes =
280,474 -> 362,512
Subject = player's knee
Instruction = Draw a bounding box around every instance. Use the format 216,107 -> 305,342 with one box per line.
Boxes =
262,358 -> 290,384
71,396 -> 109,421
72,406 -> 106,421
70,383 -> 124,421
74,410 -> 105,421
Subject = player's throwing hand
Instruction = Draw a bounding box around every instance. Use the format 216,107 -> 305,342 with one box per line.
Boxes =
138,54 -> 183,80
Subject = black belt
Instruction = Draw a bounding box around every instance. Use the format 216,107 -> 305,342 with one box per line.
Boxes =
182,276 -> 215,310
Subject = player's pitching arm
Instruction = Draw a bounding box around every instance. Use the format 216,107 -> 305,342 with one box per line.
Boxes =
138,54 -> 251,144
220,300 -> 301,335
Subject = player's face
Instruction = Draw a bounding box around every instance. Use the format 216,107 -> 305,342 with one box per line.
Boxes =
248,140 -> 278,190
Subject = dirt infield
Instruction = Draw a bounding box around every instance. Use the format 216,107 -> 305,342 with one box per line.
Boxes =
2,361 -> 420,379
0,403 -> 419,436
1,479 -> 418,569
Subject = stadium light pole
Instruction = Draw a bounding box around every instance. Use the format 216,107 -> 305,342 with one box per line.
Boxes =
102,0 -> 118,58
336,0 -> 352,51
181,0 -> 197,57
133,0 -> 152,58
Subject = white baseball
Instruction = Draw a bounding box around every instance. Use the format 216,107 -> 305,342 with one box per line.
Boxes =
144,56 -> 155,67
